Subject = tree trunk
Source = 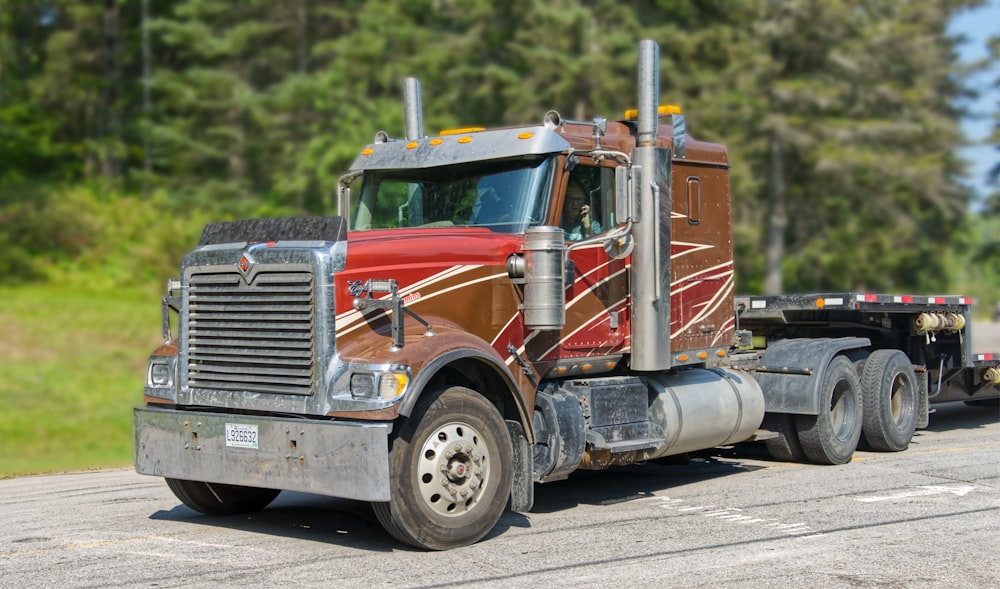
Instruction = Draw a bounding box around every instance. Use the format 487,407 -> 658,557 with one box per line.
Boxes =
763,128 -> 787,295
100,0 -> 122,179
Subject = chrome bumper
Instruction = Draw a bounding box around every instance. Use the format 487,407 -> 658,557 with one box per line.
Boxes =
134,407 -> 391,501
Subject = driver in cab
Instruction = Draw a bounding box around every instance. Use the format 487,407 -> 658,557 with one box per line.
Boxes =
562,181 -> 600,241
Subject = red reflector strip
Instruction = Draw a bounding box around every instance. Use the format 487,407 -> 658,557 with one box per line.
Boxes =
977,354 -> 995,361
930,297 -> 943,304
861,294 -> 878,302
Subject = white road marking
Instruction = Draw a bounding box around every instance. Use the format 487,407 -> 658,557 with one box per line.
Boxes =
855,485 -> 976,503
653,497 -> 824,538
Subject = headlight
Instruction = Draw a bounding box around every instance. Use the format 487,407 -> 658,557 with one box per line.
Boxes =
379,372 -> 408,399
148,360 -> 174,386
350,369 -> 409,400
350,373 -> 377,399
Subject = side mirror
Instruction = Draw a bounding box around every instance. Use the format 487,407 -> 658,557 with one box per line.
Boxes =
615,164 -> 642,224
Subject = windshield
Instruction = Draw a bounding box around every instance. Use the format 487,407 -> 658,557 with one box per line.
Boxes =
350,157 -> 553,233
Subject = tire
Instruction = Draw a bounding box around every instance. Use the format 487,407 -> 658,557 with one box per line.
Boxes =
165,479 -> 280,516
795,355 -> 863,465
761,413 -> 807,462
373,386 -> 513,550
860,349 -> 919,452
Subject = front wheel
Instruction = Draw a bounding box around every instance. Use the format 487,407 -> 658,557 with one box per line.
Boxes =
795,355 -> 863,465
165,479 -> 280,516
373,386 -> 513,550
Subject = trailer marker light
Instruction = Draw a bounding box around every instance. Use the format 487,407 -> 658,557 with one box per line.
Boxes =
361,148 -> 374,156
581,363 -> 593,371
429,138 -> 443,146
605,361 -> 617,369
677,354 -> 689,362
697,352 -> 708,360
716,350 -> 727,358
816,298 -> 825,308
517,132 -> 534,140
458,136 -> 473,144
406,141 -> 419,149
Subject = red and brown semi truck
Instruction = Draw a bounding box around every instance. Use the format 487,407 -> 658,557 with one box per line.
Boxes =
134,40 -> 1000,550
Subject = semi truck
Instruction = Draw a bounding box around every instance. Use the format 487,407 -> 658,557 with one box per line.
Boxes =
134,40 -> 1000,550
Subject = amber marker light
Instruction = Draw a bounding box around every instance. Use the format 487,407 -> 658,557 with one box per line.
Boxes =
440,127 -> 485,136
624,104 -> 683,120
697,352 -> 708,360
405,141 -> 419,149
429,138 -> 443,146
361,148 -> 374,156
457,136 -> 473,144
815,298 -> 825,308
517,132 -> 534,140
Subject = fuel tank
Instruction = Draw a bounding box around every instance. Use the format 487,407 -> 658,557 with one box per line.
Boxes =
645,367 -> 766,458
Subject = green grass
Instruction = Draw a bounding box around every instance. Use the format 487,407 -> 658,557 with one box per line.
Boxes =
0,283 -> 163,477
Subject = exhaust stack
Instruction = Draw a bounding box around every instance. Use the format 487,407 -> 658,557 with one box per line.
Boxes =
403,77 -> 424,141
629,39 -> 672,371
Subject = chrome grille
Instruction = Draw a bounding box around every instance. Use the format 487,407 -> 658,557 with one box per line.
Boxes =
187,269 -> 315,395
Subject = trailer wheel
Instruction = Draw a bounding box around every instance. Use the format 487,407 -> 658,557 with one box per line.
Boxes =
795,355 -> 863,465
373,386 -> 513,550
861,349 -> 919,452
165,479 -> 280,516
761,413 -> 807,462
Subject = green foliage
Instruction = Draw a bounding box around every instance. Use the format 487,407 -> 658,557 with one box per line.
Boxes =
0,1 -> 995,293
0,284 -> 161,477
0,184 -> 213,288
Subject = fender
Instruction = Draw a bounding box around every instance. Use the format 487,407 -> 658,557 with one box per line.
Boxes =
377,327 -> 532,437
754,337 -> 870,415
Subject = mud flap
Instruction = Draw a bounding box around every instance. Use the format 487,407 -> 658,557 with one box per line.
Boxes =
506,420 -> 534,513
916,366 -> 930,429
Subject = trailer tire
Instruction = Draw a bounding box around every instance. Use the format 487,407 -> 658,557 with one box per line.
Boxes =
373,386 -> 512,550
861,349 -> 919,452
165,479 -> 280,516
761,413 -> 807,462
795,355 -> 863,465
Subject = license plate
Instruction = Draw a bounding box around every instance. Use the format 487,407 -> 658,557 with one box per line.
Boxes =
225,423 -> 259,449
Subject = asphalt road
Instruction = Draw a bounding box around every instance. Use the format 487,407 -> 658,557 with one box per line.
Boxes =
1,321 -> 997,588
2,399 -> 999,588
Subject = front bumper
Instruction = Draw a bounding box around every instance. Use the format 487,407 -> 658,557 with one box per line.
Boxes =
134,407 -> 391,501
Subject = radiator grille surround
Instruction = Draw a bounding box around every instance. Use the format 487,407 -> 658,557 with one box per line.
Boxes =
187,269 -> 315,396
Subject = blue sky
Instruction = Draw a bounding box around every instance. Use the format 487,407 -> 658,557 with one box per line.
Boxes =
949,0 -> 999,206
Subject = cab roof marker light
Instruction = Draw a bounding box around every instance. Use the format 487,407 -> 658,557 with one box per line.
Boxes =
623,104 -> 682,120
440,127 -> 485,136
429,138 -> 444,146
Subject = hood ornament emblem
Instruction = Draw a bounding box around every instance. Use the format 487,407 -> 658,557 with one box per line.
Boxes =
237,251 -> 256,281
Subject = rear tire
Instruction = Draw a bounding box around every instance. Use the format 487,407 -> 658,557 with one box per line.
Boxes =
796,355 -> 863,465
861,349 -> 919,452
165,479 -> 280,516
373,386 -> 513,550
761,413 -> 807,462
